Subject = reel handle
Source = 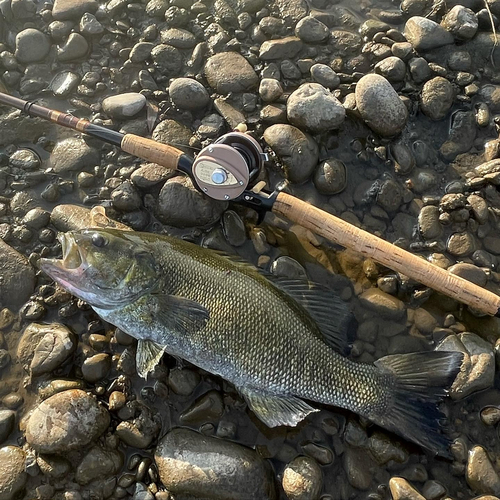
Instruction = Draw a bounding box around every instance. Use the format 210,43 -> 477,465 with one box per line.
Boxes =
273,192 -> 500,317
121,134 -> 186,171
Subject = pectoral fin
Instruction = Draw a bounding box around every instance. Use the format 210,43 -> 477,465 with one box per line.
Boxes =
136,339 -> 166,378
239,387 -> 319,427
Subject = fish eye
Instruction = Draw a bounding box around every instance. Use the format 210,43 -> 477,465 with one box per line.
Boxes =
91,233 -> 107,248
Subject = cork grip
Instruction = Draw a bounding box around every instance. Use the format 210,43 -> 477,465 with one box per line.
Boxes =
274,192 -> 500,316
121,134 -> 183,170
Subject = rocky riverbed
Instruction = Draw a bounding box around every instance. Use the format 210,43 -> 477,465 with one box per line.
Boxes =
1,0 -> 500,498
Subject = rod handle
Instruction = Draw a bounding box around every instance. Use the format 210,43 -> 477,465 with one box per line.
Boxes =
273,192 -> 500,317
121,134 -> 184,170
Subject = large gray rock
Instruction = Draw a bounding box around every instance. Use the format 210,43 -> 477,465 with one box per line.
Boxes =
155,428 -> 276,500
49,137 -> 100,175
15,29 -> 51,64
156,176 -> 227,227
287,83 -> 345,133
26,389 -> 110,453
404,16 -> 454,51
263,124 -> 318,183
0,240 -> 35,310
0,446 -> 27,500
205,52 -> 258,94
355,74 -> 408,137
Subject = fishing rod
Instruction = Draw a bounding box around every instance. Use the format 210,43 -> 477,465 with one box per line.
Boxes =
1,91 -> 500,317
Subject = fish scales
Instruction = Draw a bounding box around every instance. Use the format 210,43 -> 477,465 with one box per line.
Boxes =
40,228 -> 464,456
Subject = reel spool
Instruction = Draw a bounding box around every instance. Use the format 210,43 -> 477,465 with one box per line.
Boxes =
192,132 -> 266,201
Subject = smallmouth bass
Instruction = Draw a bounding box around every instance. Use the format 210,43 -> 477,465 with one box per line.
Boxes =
40,228 -> 463,456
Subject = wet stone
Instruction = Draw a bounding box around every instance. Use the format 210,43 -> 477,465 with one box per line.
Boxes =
359,288 -> 405,320
109,391 -> 126,411
294,16 -> 329,43
102,93 -> 146,120
130,42 -> 154,63
344,447 -> 373,490
479,85 -> 500,113
26,389 -> 110,453
79,13 -> 103,36
111,181 -> 142,212
15,28 -> 50,64
355,74 -> 408,137
50,137 -> 100,175
222,210 -> 246,247
0,239 -> 35,310
313,159 -> 346,195
204,52 -> 258,94
468,194 -> 489,224
466,446 -> 500,496
421,77 -> 454,120
152,119 -> 192,150
75,445 -> 122,484
82,353 -> 111,383
271,256 -> 306,279
151,44 -> 182,76
481,406 -> 500,426
155,428 -> 276,500
168,367 -> 200,395
440,110 -> 476,161
156,176 -> 227,227
0,446 -> 27,500
301,443 -> 333,466
37,455 -> 71,479
421,480 -> 446,500
161,28 -> 196,49
389,477 -> 425,500
9,149 -> 40,170
448,263 -> 487,287
287,83 -> 345,133
0,411 -> 15,444
418,205 -> 441,239
263,124 -> 318,184
282,456 -> 322,500
404,16 -> 454,51
169,78 -> 209,110
57,33 -> 88,62
310,64 -> 339,89
447,231 -> 476,256
52,0 -> 98,20
368,432 -> 408,465
180,390 -> 224,424
441,5 -> 478,40
23,208 -> 50,229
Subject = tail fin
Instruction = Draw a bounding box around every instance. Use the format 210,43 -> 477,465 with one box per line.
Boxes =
373,351 -> 464,458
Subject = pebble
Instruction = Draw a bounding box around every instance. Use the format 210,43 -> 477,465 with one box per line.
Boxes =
314,159 -> 347,195
420,77 -> 454,120
389,477 -> 425,500
374,57 -> 406,83
271,256 -> 306,279
310,64 -> 339,89
418,205 -> 441,239
131,164 -> 173,189
151,44 -> 182,76
112,181 -> 142,212
440,110 -> 476,160
57,33 -> 89,62
221,210 -> 246,247
115,408 -> 159,448
9,148 -> 40,170
466,446 -> 500,496
358,288 -> 405,320
0,446 -> 27,500
447,231 -> 476,256
161,28 -> 196,49
343,447 -> 373,490
355,74 -> 408,137
0,239 -> 35,310
50,137 -> 100,175
169,78 -> 210,110
26,389 -> 110,453
287,83 -> 345,133
156,176 -> 227,227
294,16 -> 329,43
263,124 -> 318,183
0,411 -> 15,444
37,455 -> 71,479
102,93 -> 146,120
421,480 -> 446,500
168,368 -> 200,395
404,16 -> 454,51
480,406 -> 500,426
282,456 -> 322,500
259,36 -> 303,60
82,353 -> 111,383
180,390 -> 224,424
204,52 -> 258,94
75,445 -> 123,484
15,28 -> 50,63
437,332 -> 494,399
79,12 -> 103,35
152,119 -> 192,150
155,428 -> 275,499
30,323 -> 76,376
441,5 -> 478,40
52,0 -> 98,20
448,263 -> 487,287
468,194 -> 489,224
368,432 -> 408,464
259,78 -> 284,103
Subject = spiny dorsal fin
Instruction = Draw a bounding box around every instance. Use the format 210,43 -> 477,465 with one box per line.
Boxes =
239,387 -> 319,427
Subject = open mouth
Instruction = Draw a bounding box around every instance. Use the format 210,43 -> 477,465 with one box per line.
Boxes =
58,232 -> 83,269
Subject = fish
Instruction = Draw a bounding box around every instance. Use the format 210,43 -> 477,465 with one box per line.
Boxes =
40,228 -> 464,457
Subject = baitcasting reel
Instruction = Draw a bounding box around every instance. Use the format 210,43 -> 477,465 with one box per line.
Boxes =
191,131 -> 268,201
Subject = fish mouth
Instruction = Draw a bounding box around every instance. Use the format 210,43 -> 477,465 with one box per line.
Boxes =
40,232 -> 86,280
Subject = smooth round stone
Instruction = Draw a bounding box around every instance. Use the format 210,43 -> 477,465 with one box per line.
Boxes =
205,52 -> 258,94
15,28 -> 50,63
169,78 -> 210,110
259,78 -> 284,102
418,205 -> 441,239
50,71 -> 80,97
221,210 -> 246,247
282,456 -> 322,500
75,445 -> 123,485
409,57 -> 431,83
26,389 -> 110,453
389,477 -> 425,500
310,64 -> 339,89
287,83 -> 345,133
82,353 -> 111,383
404,16 -> 454,51
391,42 -> 413,59
259,36 -> 303,61
374,56 -> 406,82
294,16 -> 329,43
263,124 -> 318,183
160,28 -> 196,49
448,263 -> 487,286
447,231 -> 476,256
480,406 -> 500,426
116,419 -> 158,449
50,137 -> 100,175
466,446 -> 500,496
102,93 -> 146,119
129,42 -> 154,63
313,158 -> 346,195
468,194 -> 489,224
179,391 -> 223,425
151,44 -> 182,75
355,74 -> 408,137
359,288 -> 405,320
111,181 -> 142,212
0,447 -> 27,500
441,5 -> 478,40
155,428 -> 275,500
57,33 -> 89,62
401,0 -> 433,16
52,0 -> 98,20
271,256 -> 306,279
9,149 -> 40,170
421,77 -> 454,120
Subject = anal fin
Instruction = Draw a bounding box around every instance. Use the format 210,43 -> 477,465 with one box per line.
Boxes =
240,387 -> 319,427
136,339 -> 166,378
